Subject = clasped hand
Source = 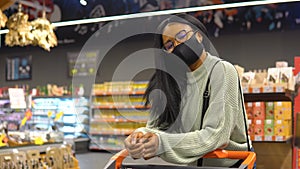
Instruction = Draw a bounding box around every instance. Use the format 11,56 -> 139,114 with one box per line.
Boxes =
124,132 -> 159,160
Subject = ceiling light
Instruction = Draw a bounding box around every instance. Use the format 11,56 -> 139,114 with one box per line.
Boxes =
80,0 -> 87,6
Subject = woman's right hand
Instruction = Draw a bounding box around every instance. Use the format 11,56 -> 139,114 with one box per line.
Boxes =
124,132 -> 145,159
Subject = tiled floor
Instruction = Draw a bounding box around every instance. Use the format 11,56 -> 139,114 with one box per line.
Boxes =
76,151 -> 171,169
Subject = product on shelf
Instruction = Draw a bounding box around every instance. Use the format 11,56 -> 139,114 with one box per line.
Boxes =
264,119 -> 274,136
245,100 -> 292,141
31,97 -> 89,139
0,144 -> 79,169
90,81 -> 149,151
239,61 -> 295,93
274,101 -> 292,120
265,102 -> 274,119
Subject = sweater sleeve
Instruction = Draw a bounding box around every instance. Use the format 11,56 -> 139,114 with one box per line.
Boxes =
137,62 -> 242,164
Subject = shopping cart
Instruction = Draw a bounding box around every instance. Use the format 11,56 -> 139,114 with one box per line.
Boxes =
104,149 -> 256,169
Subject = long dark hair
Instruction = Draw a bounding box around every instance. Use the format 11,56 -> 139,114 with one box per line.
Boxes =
144,14 -> 212,131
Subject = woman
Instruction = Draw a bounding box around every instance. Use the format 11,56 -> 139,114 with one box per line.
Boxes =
124,13 -> 254,168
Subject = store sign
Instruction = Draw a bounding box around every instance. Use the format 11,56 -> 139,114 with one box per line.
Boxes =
67,51 -> 98,77
6,55 -> 32,81
8,88 -> 26,109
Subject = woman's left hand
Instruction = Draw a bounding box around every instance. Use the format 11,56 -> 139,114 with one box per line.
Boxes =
139,132 -> 159,160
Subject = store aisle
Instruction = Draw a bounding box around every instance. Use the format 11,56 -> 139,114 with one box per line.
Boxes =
76,152 -> 112,169
76,151 -> 173,168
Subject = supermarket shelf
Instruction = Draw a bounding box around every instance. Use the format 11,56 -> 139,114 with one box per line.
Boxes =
93,91 -> 145,96
0,108 -> 15,111
91,118 -> 147,123
89,131 -> 133,135
244,91 -> 293,102
251,135 -> 292,142
89,146 -> 123,151
32,95 -> 87,99
32,107 -> 57,110
60,122 -> 78,125
91,105 -> 149,109
32,113 -> 49,116
27,121 -> 50,124
0,143 -> 63,155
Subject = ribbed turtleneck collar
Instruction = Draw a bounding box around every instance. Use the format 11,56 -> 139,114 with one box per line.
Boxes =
187,52 -> 220,84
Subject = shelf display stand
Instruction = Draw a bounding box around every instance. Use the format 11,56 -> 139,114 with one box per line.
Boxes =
89,81 -> 149,151
244,90 -> 294,169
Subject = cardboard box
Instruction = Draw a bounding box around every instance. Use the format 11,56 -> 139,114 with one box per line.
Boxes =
254,119 -> 264,136
245,102 -> 254,120
274,120 -> 291,136
247,119 -> 255,137
265,102 -> 274,119
264,119 -> 274,136
283,102 -> 292,120
274,102 -> 292,120
253,102 -> 266,120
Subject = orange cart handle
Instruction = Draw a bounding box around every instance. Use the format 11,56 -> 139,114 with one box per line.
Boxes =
113,149 -> 129,169
203,149 -> 256,169
114,149 -> 256,169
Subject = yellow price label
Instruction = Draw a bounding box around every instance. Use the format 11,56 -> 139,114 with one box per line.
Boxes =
0,134 -> 7,147
34,137 -> 44,145
48,111 -> 53,118
20,117 -> 28,127
54,111 -> 64,121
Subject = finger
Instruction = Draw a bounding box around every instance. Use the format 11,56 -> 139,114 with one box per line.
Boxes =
124,135 -> 133,148
143,136 -> 156,149
127,142 -> 144,151
128,143 -> 145,159
143,135 -> 158,156
143,149 -> 156,160
131,132 -> 143,144
143,154 -> 155,160
139,132 -> 153,143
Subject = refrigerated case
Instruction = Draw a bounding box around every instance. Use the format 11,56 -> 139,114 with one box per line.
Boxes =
31,96 -> 89,139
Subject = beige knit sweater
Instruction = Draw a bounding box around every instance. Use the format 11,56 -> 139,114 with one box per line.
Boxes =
136,53 -> 251,167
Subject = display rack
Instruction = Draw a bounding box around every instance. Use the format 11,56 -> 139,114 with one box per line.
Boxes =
0,98 -> 26,131
31,96 -> 89,139
89,81 -> 149,151
0,143 -> 79,169
243,90 -> 294,169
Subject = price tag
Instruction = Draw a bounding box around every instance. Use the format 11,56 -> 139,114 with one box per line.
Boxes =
8,88 -> 26,109
275,136 -> 284,141
252,87 -> 261,93
48,111 -> 53,118
255,135 -> 263,141
264,136 -> 273,141
20,117 -> 28,127
0,134 -> 8,147
54,111 -> 64,121
263,86 -> 274,93
34,137 -> 44,145
275,86 -> 285,93
243,86 -> 249,94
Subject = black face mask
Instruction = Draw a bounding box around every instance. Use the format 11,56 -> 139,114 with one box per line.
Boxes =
172,32 -> 204,66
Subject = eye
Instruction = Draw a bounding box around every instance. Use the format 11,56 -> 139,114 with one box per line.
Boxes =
163,41 -> 174,51
175,30 -> 188,41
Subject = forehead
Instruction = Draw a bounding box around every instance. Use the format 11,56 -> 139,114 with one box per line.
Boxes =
162,22 -> 193,38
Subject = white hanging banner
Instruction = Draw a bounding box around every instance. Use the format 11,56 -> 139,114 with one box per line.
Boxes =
8,88 -> 26,109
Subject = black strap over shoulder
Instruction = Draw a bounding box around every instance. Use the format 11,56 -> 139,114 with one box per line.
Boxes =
200,60 -> 222,130
197,59 -> 221,166
197,60 -> 251,166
